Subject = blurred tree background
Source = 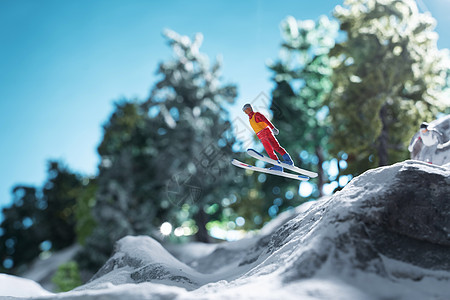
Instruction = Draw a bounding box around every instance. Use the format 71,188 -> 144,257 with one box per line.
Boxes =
0,161 -> 86,274
76,100 -> 164,271
327,0 -> 450,175
268,15 -> 346,202
1,0 -> 449,289
77,30 -> 242,272
143,30 -> 240,244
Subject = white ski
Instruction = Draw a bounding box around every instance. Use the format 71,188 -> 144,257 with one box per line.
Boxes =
231,159 -> 310,181
247,148 -> 318,178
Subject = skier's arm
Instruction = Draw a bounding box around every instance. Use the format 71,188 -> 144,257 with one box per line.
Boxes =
430,128 -> 444,143
408,132 -> 421,152
437,140 -> 450,150
255,112 -> 275,129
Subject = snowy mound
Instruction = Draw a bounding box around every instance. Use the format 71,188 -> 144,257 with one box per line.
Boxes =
9,160 -> 450,300
0,274 -> 53,298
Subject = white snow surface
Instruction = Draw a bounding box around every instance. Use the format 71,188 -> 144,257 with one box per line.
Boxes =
0,274 -> 54,298
4,160 -> 450,299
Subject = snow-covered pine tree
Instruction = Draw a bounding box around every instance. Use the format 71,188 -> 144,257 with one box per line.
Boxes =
77,100 -> 171,271
143,30 -> 238,242
78,30 -> 240,272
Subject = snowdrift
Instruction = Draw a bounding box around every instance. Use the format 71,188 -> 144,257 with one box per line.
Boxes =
4,160 -> 450,300
0,274 -> 53,298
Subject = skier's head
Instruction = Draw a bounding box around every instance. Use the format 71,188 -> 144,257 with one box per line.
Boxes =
420,122 -> 429,133
242,103 -> 253,115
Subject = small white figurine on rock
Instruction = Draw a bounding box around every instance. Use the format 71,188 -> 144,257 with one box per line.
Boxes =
408,114 -> 450,166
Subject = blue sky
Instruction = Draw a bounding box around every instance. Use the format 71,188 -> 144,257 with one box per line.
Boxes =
0,0 -> 449,210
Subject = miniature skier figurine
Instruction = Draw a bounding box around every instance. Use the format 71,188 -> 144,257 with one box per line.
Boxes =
408,116 -> 450,165
242,103 -> 294,171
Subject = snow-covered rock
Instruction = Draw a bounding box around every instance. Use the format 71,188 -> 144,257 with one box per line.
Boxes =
5,160 -> 450,299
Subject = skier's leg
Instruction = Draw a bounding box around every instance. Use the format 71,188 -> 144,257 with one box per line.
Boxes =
258,129 -> 283,171
267,134 -> 294,165
266,134 -> 286,155
260,137 -> 283,171
261,138 -> 279,161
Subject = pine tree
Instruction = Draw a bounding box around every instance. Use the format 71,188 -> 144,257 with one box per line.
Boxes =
143,30 -> 238,242
0,161 -> 83,273
78,100 -> 169,271
268,15 -> 340,198
327,0 -> 449,174
78,30 -> 239,271
41,161 -> 81,249
0,186 -> 42,273
74,178 -> 97,246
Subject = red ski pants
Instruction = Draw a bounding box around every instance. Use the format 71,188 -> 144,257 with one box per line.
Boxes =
257,128 -> 287,161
